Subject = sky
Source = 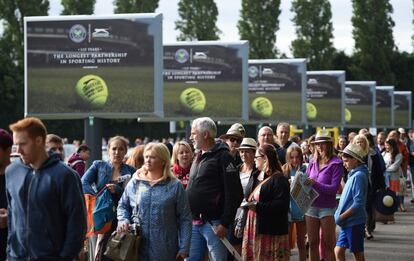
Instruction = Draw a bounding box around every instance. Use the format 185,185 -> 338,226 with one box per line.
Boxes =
46,0 -> 413,56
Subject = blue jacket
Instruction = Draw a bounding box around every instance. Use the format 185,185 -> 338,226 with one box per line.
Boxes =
335,164 -> 368,228
81,160 -> 135,196
117,176 -> 192,261
6,156 -> 86,260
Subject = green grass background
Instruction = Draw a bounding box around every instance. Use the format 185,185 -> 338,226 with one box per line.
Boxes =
376,107 -> 392,126
308,98 -> 341,123
249,92 -> 302,121
164,81 -> 242,118
394,110 -> 410,127
28,67 -> 154,114
347,105 -> 373,126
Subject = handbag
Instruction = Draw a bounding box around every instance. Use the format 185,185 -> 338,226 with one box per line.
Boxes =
104,226 -> 141,261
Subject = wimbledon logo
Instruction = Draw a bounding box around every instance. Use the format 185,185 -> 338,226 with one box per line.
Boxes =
248,66 -> 259,78
175,49 -> 189,63
69,24 -> 87,43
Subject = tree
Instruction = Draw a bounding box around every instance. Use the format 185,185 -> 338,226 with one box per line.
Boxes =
290,0 -> 335,70
237,0 -> 281,59
61,0 -> 95,15
0,0 -> 49,126
114,0 -> 159,13
351,0 -> 395,85
175,0 -> 220,41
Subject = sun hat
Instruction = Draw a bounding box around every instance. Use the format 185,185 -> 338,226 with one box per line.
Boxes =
311,129 -> 332,143
398,127 -> 406,134
339,143 -> 365,163
230,123 -> 246,137
237,138 -> 257,150
219,125 -> 244,140
374,189 -> 398,215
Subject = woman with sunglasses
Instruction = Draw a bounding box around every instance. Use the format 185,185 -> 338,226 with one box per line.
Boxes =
220,126 -> 244,166
242,144 -> 290,261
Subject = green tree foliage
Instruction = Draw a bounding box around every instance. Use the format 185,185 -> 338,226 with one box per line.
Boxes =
61,0 -> 95,15
351,0 -> 395,85
238,0 -> 281,59
290,0 -> 335,70
175,0 -> 220,41
114,0 -> 159,13
0,0 -> 49,126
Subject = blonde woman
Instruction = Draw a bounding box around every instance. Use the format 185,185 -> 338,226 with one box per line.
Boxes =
117,143 -> 192,260
171,141 -> 193,188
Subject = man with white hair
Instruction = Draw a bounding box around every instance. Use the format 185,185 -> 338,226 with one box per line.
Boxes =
187,117 -> 243,261
257,126 -> 274,146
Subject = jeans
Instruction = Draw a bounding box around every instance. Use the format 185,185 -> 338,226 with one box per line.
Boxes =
410,166 -> 414,198
187,219 -> 227,261
384,171 -> 391,189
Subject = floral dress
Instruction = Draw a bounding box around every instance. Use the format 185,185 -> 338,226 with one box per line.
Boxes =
242,182 -> 290,261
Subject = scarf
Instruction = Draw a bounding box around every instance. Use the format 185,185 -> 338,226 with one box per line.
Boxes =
172,163 -> 190,188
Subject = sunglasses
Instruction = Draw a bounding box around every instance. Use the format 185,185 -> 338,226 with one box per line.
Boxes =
229,137 -> 242,144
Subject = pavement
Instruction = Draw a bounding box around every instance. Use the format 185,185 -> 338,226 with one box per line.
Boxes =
291,191 -> 414,261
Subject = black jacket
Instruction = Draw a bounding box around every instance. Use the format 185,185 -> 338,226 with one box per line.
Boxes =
187,141 -> 243,228
254,172 -> 290,235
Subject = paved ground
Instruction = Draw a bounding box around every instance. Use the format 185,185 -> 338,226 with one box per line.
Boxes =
291,193 -> 414,260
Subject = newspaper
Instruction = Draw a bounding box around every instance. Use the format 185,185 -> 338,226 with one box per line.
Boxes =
290,171 -> 319,214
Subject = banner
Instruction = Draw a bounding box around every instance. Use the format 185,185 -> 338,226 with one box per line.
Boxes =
163,41 -> 248,120
394,91 -> 412,128
248,59 -> 306,123
25,14 -> 163,119
344,81 -> 376,128
306,71 -> 345,126
376,86 -> 394,128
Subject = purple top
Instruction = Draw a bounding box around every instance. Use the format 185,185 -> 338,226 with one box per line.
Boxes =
307,156 -> 343,208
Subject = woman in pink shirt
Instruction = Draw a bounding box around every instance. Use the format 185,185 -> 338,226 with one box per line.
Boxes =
305,130 -> 343,261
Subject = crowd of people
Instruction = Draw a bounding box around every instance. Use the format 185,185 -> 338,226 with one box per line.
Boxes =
0,116 -> 413,261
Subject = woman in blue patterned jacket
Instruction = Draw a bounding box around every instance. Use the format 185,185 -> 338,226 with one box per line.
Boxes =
117,142 -> 192,260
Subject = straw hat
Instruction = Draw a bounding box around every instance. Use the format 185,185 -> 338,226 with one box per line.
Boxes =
312,129 -> 333,143
219,125 -> 244,140
230,123 -> 246,137
339,143 -> 365,163
237,138 -> 257,150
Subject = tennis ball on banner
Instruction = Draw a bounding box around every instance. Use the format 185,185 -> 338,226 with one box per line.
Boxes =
251,97 -> 273,118
306,102 -> 317,120
75,74 -> 108,107
179,87 -> 206,114
345,108 -> 352,122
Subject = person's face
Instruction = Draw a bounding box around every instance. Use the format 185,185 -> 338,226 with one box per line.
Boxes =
144,148 -> 164,172
226,137 -> 242,154
47,141 -> 64,160
289,151 -> 301,168
355,138 -> 367,151
109,140 -> 127,164
258,128 -> 274,145
239,149 -> 255,164
254,152 -> 266,171
338,138 -> 347,149
377,134 -> 385,145
14,131 -> 43,165
384,142 -> 392,153
342,156 -> 359,171
277,125 -> 289,144
300,142 -> 309,154
315,142 -> 328,155
79,150 -> 91,161
0,147 -> 11,168
177,144 -> 192,168
190,126 -> 205,150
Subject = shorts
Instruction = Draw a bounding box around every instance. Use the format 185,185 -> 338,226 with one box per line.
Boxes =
336,223 -> 365,253
305,206 -> 336,219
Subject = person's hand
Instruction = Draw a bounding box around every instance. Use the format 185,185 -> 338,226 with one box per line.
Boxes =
234,227 -> 243,238
0,208 -> 7,229
213,224 -> 228,239
176,252 -> 189,260
106,183 -> 117,194
117,221 -> 130,232
304,178 -> 315,186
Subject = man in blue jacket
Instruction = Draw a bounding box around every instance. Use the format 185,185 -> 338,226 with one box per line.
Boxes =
6,117 -> 86,261
335,143 -> 368,261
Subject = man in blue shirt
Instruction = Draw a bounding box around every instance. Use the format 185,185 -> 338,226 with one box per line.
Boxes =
335,143 -> 368,261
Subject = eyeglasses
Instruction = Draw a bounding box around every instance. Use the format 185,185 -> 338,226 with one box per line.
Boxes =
229,138 -> 242,144
254,155 -> 264,159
